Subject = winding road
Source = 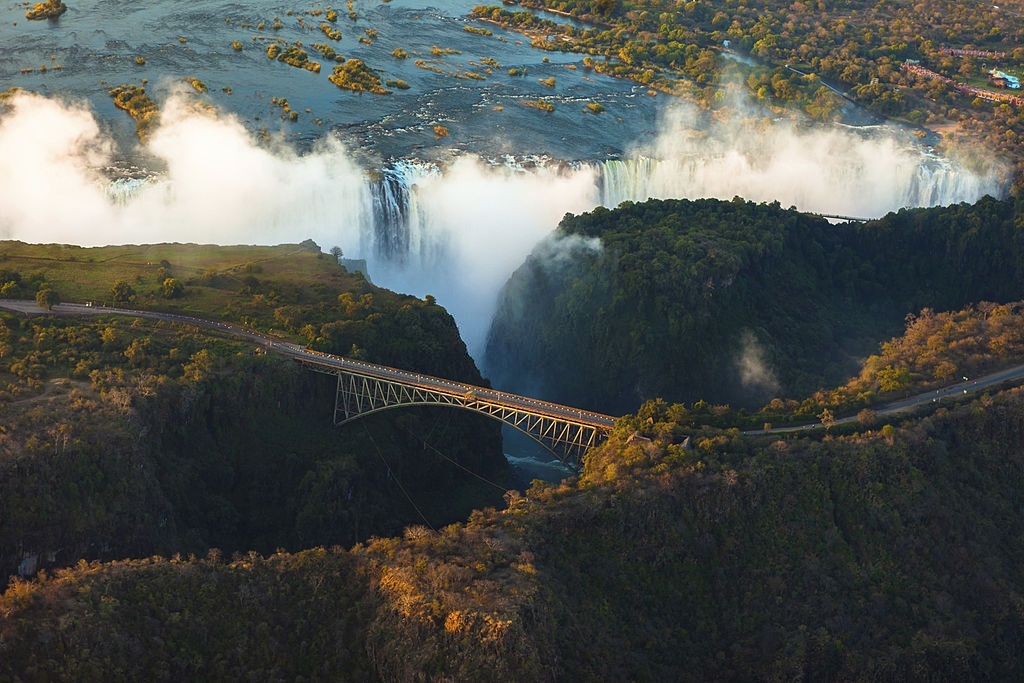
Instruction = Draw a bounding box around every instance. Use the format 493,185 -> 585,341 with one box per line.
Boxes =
0,300 -> 617,430
4,299 -> 1023,434
748,363 -> 1024,435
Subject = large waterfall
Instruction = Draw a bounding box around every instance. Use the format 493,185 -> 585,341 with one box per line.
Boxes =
96,146 -> 1005,363
356,150 -> 1005,270
597,151 -> 1003,218
5,88 -> 1007,364
370,161 -> 444,264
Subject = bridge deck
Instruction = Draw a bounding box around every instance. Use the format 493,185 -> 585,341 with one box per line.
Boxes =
294,352 -> 617,430
289,350 -> 617,468
0,300 -> 617,468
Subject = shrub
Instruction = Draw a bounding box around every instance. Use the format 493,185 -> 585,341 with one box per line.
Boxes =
25,0 -> 66,20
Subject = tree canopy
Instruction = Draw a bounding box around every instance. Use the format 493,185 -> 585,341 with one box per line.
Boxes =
486,195 -> 1024,413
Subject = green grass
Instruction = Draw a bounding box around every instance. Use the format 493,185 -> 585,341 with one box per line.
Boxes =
0,240 -> 355,320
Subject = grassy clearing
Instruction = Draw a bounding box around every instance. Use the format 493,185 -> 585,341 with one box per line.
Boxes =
0,240 -> 356,320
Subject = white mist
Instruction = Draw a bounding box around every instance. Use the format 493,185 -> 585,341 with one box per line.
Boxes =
0,92 -> 1008,366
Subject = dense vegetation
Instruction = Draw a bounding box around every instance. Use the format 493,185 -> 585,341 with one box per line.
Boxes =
485,195 -> 1024,414
328,59 -> 390,94
25,0 -> 66,21
4,379 -> 1024,679
6,213 -> 1024,677
0,240 -> 508,581
8,2 -> 1024,675
266,41 -> 322,74
107,84 -> 160,142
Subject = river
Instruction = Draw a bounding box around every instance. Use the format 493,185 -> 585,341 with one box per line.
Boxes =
0,0 -> 1009,365
0,0 -> 659,161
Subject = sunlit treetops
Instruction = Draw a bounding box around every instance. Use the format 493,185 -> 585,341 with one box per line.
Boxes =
25,0 -> 67,21
107,84 -> 159,142
328,59 -> 391,94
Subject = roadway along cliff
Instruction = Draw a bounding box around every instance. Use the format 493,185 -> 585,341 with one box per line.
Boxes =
0,299 -> 619,431
5,299 -> 1023,434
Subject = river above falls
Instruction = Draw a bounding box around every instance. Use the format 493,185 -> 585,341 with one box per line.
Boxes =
0,0 -> 663,163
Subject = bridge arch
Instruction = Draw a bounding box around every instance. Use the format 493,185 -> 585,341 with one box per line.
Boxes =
300,359 -> 615,471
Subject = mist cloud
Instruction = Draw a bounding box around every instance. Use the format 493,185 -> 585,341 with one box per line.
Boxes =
0,93 -> 114,238
370,156 -> 600,360
735,330 -> 780,396
0,90 -> 1009,366
618,103 -> 1009,218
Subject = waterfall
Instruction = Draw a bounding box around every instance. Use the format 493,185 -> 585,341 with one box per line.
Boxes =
368,160 -> 443,266
97,149 -> 1004,276
90,145 -> 1005,363
7,88 -> 1009,368
905,160 -> 999,209
596,157 -> 661,208
371,164 -> 413,261
97,143 -> 1003,277
592,147 -> 1006,219
105,177 -> 150,206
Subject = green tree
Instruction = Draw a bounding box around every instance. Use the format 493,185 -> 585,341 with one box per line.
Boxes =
182,348 -> 214,382
123,337 -> 150,365
877,365 -> 911,393
161,277 -> 184,299
593,0 -> 618,18
35,288 -> 59,310
111,280 -> 136,304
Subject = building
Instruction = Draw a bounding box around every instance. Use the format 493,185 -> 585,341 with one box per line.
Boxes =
988,69 -> 1021,89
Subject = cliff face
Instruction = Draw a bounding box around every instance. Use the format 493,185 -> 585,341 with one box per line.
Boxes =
5,389 -> 1024,681
0,341 -> 504,580
8,212 -> 1024,679
0,271 -> 507,580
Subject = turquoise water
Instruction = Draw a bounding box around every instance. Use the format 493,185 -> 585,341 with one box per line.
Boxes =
0,0 -> 659,161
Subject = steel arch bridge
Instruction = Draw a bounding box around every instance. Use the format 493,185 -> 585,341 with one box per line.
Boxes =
0,299 -> 615,469
296,355 -> 617,470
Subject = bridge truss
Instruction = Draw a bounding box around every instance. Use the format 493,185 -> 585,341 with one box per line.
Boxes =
301,361 -> 613,470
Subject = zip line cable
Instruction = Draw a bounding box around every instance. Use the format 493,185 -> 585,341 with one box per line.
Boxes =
360,422 -> 436,532
397,420 -> 510,495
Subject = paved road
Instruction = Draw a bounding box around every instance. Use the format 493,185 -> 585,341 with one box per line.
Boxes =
749,364 -> 1024,435
8,298 -> 1018,435
0,299 -> 618,430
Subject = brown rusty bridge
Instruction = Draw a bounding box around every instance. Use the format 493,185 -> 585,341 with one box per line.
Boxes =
286,347 -> 617,470
0,300 -> 618,469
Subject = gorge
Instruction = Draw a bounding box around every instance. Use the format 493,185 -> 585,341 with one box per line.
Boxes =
0,89 -> 1006,364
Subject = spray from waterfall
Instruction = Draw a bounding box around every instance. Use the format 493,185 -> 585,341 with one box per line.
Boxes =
0,91 -> 1009,363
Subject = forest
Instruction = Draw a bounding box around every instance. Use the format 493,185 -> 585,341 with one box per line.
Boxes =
4,358 -> 1024,680
6,0 -> 1024,673
0,241 -> 510,582
485,195 -> 1024,415
3,197 -> 1024,679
